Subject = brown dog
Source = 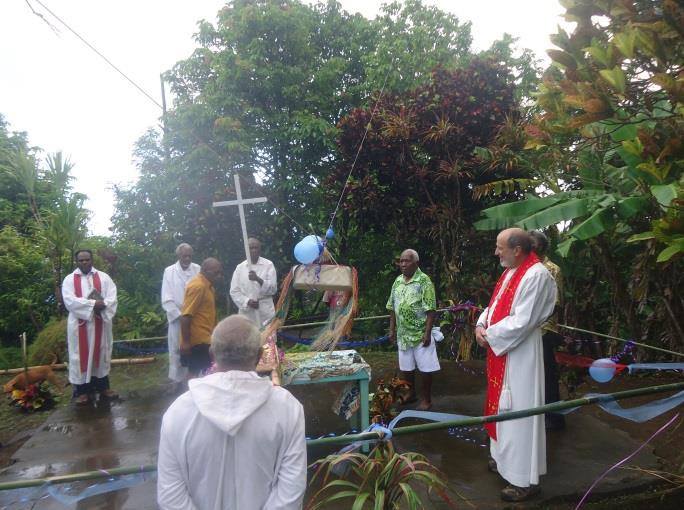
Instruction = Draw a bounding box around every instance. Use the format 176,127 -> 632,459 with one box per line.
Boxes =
3,354 -> 64,393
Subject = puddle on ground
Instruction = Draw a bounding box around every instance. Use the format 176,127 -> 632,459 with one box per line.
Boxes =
41,424 -> 73,436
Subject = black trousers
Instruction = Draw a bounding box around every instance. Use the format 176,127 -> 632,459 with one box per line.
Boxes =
542,331 -> 565,427
73,375 -> 110,397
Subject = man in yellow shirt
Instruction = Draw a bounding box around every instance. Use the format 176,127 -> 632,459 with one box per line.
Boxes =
530,231 -> 565,430
180,258 -> 223,378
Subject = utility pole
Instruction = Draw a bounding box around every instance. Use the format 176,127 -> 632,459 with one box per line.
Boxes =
160,74 -> 170,161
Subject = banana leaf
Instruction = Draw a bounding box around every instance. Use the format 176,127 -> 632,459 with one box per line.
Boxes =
567,207 -> 613,240
516,198 -> 593,230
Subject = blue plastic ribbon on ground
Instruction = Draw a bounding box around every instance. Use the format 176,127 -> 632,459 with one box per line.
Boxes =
0,473 -> 154,509
46,472 -> 155,506
558,390 -> 684,421
627,363 -> 684,374
388,409 -> 470,429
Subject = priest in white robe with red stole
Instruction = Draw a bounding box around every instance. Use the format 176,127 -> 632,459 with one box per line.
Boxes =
62,249 -> 118,405
161,243 -> 200,384
476,228 -> 557,502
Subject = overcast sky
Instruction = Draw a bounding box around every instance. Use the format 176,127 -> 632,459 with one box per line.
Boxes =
0,1 -> 565,235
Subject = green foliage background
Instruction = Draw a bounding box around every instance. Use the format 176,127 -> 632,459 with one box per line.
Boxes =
1,0 -> 681,359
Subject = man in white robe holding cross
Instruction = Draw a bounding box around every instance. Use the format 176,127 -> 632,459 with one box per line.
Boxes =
476,228 -> 557,502
214,174 -> 277,327
230,238 -> 277,327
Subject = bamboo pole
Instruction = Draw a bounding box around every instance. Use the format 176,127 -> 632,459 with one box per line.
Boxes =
557,324 -> 684,358
0,381 -> 681,491
0,358 -> 156,376
0,465 -> 156,490
112,336 -> 166,344
279,316 -> 684,359
21,333 -> 28,384
306,381 -> 684,447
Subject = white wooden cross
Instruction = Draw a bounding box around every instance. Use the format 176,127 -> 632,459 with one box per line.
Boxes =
213,174 -> 267,265
213,175 -> 268,305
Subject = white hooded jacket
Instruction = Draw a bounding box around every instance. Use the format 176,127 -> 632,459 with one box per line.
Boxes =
157,371 -> 307,510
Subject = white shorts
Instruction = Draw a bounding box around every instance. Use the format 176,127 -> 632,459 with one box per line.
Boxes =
398,341 -> 441,373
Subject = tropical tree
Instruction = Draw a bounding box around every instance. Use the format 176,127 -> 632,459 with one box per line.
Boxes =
330,59 -> 519,300
473,0 -> 683,347
112,0 -> 479,306
0,116 -> 86,341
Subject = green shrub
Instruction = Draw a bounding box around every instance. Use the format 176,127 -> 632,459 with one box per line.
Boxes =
29,318 -> 67,365
0,346 -> 23,370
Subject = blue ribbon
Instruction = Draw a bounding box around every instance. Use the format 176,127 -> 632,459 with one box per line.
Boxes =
277,331 -> 389,348
558,390 -> 684,421
627,363 -> 684,374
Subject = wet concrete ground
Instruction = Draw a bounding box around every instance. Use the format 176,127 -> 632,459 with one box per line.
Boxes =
0,358 -> 668,509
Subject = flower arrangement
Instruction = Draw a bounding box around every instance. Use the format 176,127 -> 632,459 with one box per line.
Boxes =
9,382 -> 57,412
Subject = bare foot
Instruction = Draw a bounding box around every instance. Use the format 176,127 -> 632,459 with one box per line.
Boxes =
416,400 -> 432,411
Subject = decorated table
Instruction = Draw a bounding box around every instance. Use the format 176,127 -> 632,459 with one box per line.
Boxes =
270,349 -> 370,433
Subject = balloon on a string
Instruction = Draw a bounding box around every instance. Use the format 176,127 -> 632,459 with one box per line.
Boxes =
294,235 -> 323,264
326,228 -> 334,240
589,358 -> 616,383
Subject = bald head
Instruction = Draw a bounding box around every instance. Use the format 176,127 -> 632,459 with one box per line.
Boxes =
201,257 -> 223,284
211,315 -> 263,370
248,238 -> 261,263
495,228 -> 532,268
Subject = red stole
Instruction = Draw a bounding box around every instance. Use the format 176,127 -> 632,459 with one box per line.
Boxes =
73,272 -> 103,374
484,252 -> 539,440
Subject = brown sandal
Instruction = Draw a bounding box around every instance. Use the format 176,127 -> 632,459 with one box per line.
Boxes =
500,484 -> 540,502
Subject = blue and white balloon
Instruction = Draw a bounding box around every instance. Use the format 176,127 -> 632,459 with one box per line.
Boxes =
589,358 -> 616,383
293,235 -> 323,264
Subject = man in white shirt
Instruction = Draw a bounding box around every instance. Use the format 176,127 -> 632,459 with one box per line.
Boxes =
157,315 -> 307,509
62,249 -> 118,405
229,238 -> 277,327
161,243 -> 200,387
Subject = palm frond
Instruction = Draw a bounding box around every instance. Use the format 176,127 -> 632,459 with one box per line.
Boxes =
472,178 -> 540,200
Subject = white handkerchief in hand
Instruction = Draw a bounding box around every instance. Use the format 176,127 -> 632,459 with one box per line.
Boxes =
431,326 -> 444,343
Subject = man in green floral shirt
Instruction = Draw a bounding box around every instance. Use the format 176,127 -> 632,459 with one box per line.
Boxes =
387,249 -> 438,410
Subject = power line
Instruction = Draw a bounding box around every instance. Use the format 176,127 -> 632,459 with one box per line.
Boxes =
32,0 -> 162,109
27,0 -> 308,231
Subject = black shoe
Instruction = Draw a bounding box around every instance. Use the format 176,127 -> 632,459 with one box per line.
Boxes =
501,484 -> 540,502
487,457 -> 498,473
